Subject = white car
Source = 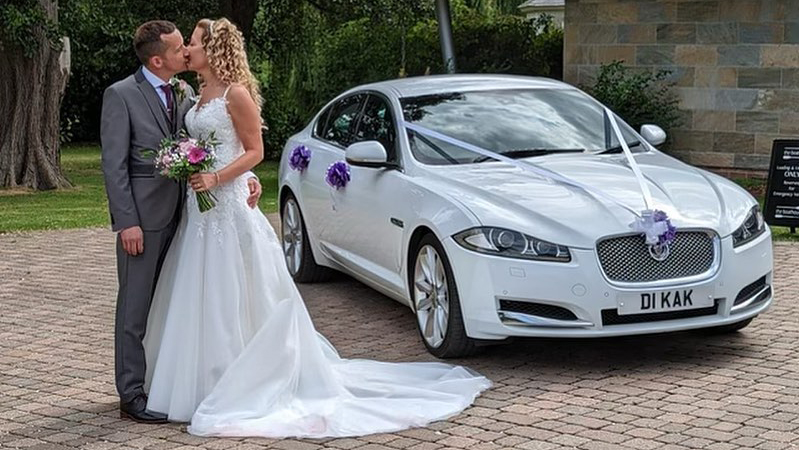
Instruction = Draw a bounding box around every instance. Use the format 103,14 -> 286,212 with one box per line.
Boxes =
277,74 -> 773,358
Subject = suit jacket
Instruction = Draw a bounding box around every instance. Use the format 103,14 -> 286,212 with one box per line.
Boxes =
101,67 -> 195,232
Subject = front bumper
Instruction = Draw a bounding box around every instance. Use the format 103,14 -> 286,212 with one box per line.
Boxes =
444,229 -> 773,339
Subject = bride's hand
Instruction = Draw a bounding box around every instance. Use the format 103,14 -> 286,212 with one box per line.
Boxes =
190,172 -> 219,192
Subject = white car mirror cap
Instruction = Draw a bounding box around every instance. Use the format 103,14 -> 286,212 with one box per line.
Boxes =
346,141 -> 389,166
640,124 -> 667,147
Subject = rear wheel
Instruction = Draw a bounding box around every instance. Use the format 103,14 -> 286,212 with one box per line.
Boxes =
411,234 -> 477,358
281,193 -> 332,283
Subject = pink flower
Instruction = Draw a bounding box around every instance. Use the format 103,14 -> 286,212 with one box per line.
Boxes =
187,146 -> 207,164
178,139 -> 196,156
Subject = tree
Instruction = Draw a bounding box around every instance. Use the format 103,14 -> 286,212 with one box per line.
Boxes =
0,0 -> 71,190
220,0 -> 258,41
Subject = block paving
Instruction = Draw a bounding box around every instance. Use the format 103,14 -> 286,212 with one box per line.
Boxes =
1,219 -> 798,449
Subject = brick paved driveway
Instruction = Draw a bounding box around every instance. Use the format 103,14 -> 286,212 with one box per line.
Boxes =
1,219 -> 798,450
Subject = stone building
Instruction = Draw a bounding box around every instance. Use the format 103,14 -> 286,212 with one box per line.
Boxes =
563,0 -> 799,177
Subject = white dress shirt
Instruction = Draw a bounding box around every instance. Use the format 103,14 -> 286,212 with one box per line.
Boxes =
141,65 -> 170,109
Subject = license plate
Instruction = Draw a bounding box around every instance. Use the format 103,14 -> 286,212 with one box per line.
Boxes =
617,286 -> 714,315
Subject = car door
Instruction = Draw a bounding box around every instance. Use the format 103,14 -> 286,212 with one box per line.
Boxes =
330,93 -> 409,296
301,93 -> 367,250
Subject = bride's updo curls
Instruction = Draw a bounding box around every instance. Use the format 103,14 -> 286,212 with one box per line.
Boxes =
196,18 -> 263,112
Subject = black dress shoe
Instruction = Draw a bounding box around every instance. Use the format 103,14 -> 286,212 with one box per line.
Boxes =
119,396 -> 168,424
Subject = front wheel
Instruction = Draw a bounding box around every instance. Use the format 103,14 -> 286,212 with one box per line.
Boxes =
411,234 -> 477,358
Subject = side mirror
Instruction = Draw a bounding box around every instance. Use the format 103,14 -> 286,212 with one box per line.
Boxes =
640,124 -> 667,147
345,141 -> 389,168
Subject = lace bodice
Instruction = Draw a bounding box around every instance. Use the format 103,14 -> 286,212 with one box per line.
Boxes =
183,91 -> 257,241
185,95 -> 243,170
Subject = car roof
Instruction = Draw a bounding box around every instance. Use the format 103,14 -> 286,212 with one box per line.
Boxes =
348,74 -> 575,98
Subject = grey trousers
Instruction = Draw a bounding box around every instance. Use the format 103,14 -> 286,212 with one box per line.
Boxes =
114,219 -> 178,403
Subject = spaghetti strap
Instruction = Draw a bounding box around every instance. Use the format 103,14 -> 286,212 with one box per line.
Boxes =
222,85 -> 232,99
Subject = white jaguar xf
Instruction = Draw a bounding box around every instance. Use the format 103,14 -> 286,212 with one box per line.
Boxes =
277,75 -> 773,358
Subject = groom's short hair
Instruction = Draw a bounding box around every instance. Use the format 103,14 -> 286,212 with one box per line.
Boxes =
133,20 -> 178,65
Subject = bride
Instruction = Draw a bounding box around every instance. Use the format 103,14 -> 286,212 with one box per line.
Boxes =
143,18 -> 491,438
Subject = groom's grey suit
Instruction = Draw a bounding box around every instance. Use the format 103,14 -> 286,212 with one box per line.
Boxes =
101,67 -> 194,404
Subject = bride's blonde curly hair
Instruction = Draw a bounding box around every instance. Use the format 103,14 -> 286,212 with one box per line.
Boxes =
196,18 -> 263,111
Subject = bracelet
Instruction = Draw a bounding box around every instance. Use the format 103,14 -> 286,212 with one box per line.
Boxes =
213,172 -> 220,186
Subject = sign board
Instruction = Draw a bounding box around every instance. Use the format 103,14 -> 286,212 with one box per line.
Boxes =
764,139 -> 799,227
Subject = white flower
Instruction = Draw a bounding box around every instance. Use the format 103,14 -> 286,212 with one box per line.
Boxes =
169,77 -> 191,103
629,209 -> 669,245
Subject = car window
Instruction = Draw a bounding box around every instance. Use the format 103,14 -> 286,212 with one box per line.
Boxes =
354,95 -> 397,162
321,93 -> 366,147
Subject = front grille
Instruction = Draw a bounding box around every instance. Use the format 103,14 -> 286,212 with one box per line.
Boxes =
499,300 -> 578,321
596,231 -> 715,283
602,300 -> 719,326
734,275 -> 768,306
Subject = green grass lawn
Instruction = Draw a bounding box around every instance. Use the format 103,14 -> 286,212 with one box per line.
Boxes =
0,145 -> 278,233
2,147 -> 798,242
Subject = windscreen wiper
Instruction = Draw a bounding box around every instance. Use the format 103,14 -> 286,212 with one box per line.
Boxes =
473,148 -> 584,163
596,140 -> 641,154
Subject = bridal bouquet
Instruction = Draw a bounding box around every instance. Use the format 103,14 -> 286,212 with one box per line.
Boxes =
143,131 -> 219,212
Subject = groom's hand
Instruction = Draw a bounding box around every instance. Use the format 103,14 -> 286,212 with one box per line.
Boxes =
246,177 -> 262,209
120,226 -> 144,256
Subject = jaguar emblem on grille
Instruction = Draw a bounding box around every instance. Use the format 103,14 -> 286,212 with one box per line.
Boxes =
648,242 -> 670,262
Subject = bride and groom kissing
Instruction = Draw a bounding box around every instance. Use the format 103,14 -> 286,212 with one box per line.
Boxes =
101,18 -> 490,438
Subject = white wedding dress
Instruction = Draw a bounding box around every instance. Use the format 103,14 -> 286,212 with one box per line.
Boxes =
142,90 -> 491,438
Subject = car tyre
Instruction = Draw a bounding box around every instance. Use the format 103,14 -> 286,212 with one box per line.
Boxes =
411,233 -> 478,358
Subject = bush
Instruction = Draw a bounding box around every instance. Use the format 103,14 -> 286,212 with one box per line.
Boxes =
581,60 -> 682,133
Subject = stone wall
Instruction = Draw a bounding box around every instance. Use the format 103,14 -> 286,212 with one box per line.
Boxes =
563,0 -> 799,177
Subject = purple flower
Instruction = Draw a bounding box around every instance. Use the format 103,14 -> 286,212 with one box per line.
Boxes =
653,209 -> 677,246
326,161 -> 351,189
289,145 -> 311,172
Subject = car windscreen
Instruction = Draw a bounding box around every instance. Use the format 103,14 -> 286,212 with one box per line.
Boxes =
400,88 -> 643,165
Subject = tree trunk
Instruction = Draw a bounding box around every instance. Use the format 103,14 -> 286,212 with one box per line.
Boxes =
219,0 -> 258,42
0,0 -> 71,190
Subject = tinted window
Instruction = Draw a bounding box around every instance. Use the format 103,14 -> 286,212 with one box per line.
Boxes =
321,94 -> 366,147
401,89 -> 642,165
354,95 -> 397,161
314,106 -> 332,137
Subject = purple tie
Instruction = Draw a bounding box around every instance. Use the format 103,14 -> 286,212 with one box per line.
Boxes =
160,84 -> 174,119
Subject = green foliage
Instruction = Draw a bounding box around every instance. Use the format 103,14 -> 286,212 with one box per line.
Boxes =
582,60 -> 682,133
459,0 -> 527,17
0,0 -> 62,57
59,116 -> 79,144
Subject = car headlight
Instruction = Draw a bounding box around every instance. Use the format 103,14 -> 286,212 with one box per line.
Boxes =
453,227 -> 571,262
732,205 -> 766,247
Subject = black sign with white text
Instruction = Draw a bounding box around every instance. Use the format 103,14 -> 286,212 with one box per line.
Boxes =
764,140 -> 799,227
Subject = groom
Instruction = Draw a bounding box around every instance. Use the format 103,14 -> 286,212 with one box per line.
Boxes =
101,20 -> 262,423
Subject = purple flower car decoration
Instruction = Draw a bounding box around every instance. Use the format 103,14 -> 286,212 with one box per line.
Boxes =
289,145 -> 311,172
325,161 -> 351,189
